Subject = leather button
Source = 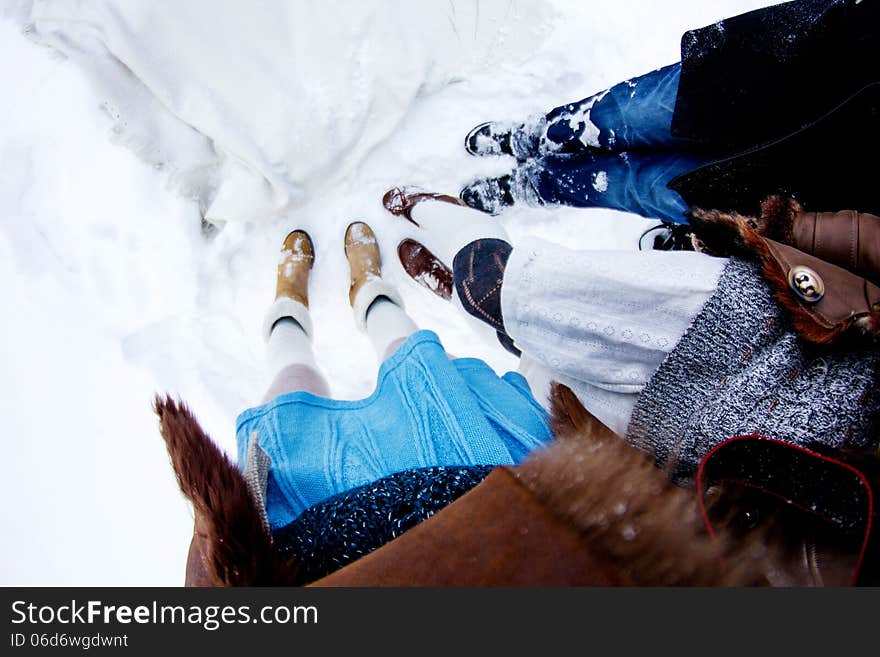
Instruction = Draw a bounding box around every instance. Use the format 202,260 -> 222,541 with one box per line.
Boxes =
787,265 -> 825,303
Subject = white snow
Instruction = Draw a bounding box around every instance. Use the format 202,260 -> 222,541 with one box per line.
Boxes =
416,272 -> 442,294
0,0 -> 769,585
572,88 -> 609,149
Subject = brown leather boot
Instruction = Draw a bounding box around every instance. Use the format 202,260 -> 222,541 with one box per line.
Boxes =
344,221 -> 404,331
397,239 -> 453,300
262,230 -> 315,341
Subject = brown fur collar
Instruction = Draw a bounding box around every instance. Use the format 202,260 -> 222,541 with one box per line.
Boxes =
687,195 -> 801,257
687,197 -> 880,345
154,395 -> 301,586
511,384 -> 771,586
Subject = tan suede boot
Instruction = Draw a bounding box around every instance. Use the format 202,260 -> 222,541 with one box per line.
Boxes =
344,221 -> 404,331
262,230 -> 315,341
276,230 -> 314,306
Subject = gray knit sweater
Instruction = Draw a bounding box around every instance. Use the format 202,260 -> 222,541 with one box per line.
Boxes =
626,258 -> 880,483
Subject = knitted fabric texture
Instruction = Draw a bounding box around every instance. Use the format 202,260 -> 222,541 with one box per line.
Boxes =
237,329 -> 552,529
273,466 -> 492,583
626,258 -> 880,483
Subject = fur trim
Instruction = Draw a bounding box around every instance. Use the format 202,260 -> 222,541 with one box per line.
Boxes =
351,279 -> 405,332
747,234 -> 853,345
154,395 -> 301,586
686,206 -> 760,258
687,196 -> 801,256
759,242 -> 880,344
262,297 -> 313,341
688,203 -> 880,345
852,313 -> 880,338
512,384 -> 773,586
757,195 -> 802,244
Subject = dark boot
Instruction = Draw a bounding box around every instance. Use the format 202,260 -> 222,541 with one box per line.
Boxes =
397,239 -> 453,301
464,121 -> 516,157
464,121 -> 542,160
459,175 -> 515,215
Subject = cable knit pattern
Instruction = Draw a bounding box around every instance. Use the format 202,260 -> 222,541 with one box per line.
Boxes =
626,258 -> 880,483
237,330 -> 553,529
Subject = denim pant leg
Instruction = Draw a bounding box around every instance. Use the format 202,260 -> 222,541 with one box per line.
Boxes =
541,63 -> 690,153
521,150 -> 712,224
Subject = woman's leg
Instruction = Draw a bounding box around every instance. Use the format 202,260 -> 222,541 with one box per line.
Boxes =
260,230 -> 330,402
345,221 -> 421,362
467,63 -> 691,160
262,318 -> 330,402
461,64 -> 722,219
364,297 -> 419,361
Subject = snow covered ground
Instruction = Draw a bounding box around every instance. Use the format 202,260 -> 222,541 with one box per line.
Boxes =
0,0 -> 768,585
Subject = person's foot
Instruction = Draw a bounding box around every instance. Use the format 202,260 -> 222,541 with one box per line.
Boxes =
275,230 -> 314,307
382,186 -> 466,225
464,120 -> 542,160
464,121 -> 516,158
459,175 -> 515,215
344,222 -> 383,307
397,239 -> 453,301
344,222 -> 405,330
262,229 -> 315,342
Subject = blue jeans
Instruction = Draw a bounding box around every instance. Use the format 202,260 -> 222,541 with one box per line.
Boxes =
521,63 -> 715,224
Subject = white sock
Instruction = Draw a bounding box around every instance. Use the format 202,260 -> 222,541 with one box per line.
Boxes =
267,317 -> 317,371
365,297 -> 418,359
